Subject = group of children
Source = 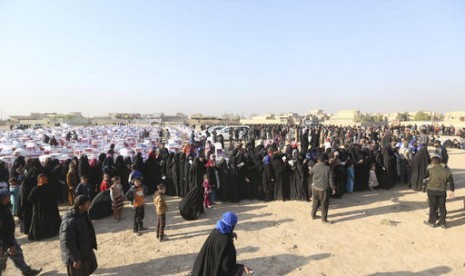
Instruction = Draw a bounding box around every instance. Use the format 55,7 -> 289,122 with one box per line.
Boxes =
123,179 -> 168,240
84,170 -> 219,240
346,163 -> 380,193
95,175 -> 168,240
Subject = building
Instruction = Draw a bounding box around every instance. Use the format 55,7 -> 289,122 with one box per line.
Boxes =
162,113 -> 189,126
324,110 -> 360,126
303,109 -> 327,125
109,113 -> 141,120
240,113 -> 301,125
9,112 -> 89,126
306,109 -> 326,120
444,111 -> 465,127
188,114 -> 226,126
387,111 -> 441,122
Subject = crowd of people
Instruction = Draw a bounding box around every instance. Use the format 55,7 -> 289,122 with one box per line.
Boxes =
0,123 -> 461,275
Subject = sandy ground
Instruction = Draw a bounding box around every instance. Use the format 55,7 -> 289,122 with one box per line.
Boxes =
4,148 -> 465,276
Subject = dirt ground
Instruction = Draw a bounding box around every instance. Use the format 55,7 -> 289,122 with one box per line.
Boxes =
4,148 -> 465,276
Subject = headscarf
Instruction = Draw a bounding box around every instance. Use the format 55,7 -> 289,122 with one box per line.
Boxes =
206,159 -> 215,167
215,212 -> 238,235
89,158 -> 98,167
263,155 -> 271,165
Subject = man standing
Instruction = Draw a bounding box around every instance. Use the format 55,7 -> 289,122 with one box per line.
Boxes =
424,156 -> 455,229
309,154 -> 336,224
0,189 -> 42,276
59,195 -> 98,276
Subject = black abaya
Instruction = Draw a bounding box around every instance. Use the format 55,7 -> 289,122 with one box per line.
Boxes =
271,154 -> 286,200
179,186 -> 204,220
410,147 -> 430,191
27,184 -> 61,240
191,229 -> 244,276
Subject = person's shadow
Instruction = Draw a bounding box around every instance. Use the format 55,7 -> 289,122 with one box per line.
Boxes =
368,265 -> 452,276
242,253 -> 331,275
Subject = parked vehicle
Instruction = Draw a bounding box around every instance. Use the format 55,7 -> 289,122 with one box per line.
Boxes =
200,126 -> 225,137
216,125 -> 250,141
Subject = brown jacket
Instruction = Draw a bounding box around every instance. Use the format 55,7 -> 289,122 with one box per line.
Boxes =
154,193 -> 167,215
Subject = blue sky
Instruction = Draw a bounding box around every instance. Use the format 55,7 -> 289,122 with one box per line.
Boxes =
1,0 -> 464,118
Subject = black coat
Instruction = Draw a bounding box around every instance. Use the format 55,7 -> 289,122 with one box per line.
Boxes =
227,156 -> 241,203
271,154 -> 287,200
410,147 -> 430,191
191,229 -> 242,276
188,158 -> 206,190
0,203 -> 15,248
293,159 -> 309,201
262,162 -> 275,201
382,146 -> 397,189
144,157 -> 160,195
171,154 -> 181,197
28,184 -> 61,240
59,208 -> 97,265
216,160 -> 230,202
19,173 -> 37,234
179,186 -> 204,220
179,155 -> 186,197
78,156 -> 90,179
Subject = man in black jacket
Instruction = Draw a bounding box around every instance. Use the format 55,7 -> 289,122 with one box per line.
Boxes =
59,195 -> 98,276
0,189 -> 42,276
309,154 -> 336,224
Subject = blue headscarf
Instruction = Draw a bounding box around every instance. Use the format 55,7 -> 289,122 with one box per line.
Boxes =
215,212 -> 238,235
263,155 -> 271,165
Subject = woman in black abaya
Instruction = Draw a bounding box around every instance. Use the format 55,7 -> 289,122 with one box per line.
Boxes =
191,212 -> 253,276
216,157 -> 230,202
271,151 -> 287,200
28,174 -> 61,240
19,159 -> 42,235
78,155 -> 90,179
227,151 -> 241,203
381,145 -> 397,189
179,185 -> 204,220
410,146 -> 430,191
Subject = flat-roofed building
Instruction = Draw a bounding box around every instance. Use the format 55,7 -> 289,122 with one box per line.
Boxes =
324,110 -> 360,125
444,111 -> 465,127
240,113 -> 301,125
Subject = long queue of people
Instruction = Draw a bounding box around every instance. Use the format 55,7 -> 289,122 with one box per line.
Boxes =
0,123 -> 459,276
0,125 -> 458,230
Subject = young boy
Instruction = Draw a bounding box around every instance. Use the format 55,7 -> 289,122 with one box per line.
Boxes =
346,160 -> 355,194
153,184 -> 168,242
125,178 -> 145,236
75,175 -> 92,198
128,164 -> 142,187
9,177 -> 20,217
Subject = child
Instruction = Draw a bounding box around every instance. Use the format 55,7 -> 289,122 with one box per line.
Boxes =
203,174 -> 212,209
75,175 -> 92,198
9,177 -> 20,217
346,160 -> 354,194
100,173 -> 111,192
368,163 -> 379,191
110,176 -> 124,221
154,184 -> 168,241
128,164 -> 142,187
125,178 -> 145,236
